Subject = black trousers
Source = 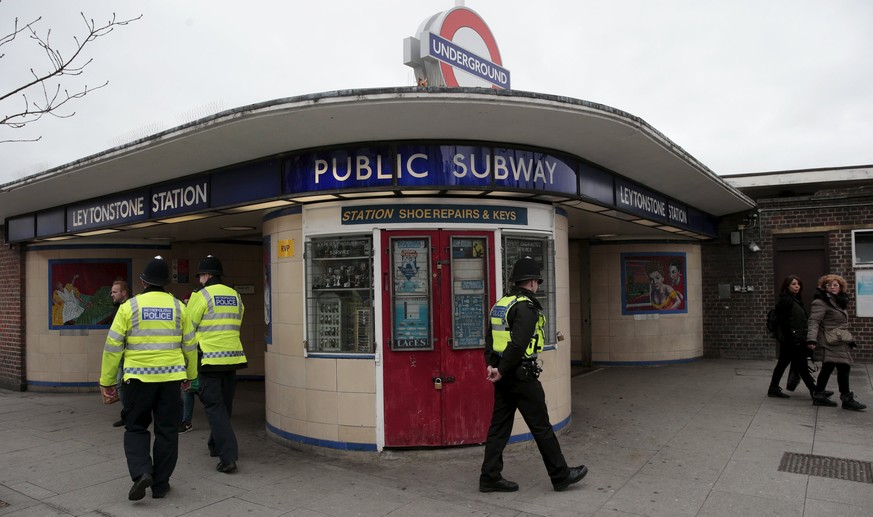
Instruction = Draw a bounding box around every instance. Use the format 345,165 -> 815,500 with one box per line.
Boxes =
815,362 -> 851,394
199,370 -> 239,464
480,374 -> 569,484
770,341 -> 816,392
122,379 -> 182,490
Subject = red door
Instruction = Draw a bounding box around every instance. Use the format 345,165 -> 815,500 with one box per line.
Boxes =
382,230 -> 496,447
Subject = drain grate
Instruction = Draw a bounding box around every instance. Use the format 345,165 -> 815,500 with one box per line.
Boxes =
779,452 -> 873,484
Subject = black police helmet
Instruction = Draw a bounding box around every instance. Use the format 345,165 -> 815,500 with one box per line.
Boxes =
197,255 -> 223,276
510,257 -> 543,285
140,255 -> 170,286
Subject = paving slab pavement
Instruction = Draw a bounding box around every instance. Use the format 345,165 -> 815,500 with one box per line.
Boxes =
0,359 -> 871,516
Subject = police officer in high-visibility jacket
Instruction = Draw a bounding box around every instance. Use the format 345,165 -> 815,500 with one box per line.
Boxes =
479,257 -> 588,493
186,255 -> 247,473
100,256 -> 197,501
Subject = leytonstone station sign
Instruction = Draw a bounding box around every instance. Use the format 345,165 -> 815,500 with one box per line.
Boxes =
404,6 -> 509,89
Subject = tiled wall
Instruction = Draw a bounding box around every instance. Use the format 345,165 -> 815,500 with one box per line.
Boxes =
588,243 -> 703,364
263,210 -> 379,446
25,243 -> 265,389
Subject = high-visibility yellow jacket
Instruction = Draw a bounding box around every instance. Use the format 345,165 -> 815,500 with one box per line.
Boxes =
100,290 -> 197,386
187,283 -> 247,368
489,294 -> 546,359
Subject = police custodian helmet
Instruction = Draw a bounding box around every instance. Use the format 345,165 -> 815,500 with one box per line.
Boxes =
140,255 -> 170,286
510,256 -> 543,285
197,255 -> 223,276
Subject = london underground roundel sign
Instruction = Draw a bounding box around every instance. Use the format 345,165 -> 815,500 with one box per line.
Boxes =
403,7 -> 510,89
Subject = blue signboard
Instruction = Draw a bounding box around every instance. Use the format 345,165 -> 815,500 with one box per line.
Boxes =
493,147 -> 577,193
426,32 -> 511,89
67,192 -> 148,232
284,146 -> 395,194
150,178 -> 209,218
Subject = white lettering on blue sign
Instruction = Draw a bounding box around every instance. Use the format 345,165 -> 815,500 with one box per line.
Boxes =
314,154 -> 428,184
214,295 -> 238,307
669,205 -> 688,224
71,197 -> 145,228
312,150 -> 561,186
152,183 -> 207,213
427,33 -> 510,89
618,185 -> 666,218
142,307 -> 173,321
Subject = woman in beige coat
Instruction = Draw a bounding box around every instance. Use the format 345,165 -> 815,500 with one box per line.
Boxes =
806,274 -> 866,410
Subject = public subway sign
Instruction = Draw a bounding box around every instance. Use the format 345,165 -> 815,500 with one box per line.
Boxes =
283,144 -> 577,195
66,178 -> 209,232
404,6 -> 509,89
615,178 -> 688,228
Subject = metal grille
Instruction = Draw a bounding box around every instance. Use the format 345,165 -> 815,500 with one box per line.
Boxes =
779,452 -> 873,484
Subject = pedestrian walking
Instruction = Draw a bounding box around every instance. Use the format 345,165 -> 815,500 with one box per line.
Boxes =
479,256 -> 588,493
99,256 -> 198,500
767,275 -> 829,400
807,274 -> 866,410
106,280 -> 130,427
186,255 -> 248,473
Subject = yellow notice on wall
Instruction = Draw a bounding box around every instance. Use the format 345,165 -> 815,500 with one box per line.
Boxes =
278,239 -> 294,258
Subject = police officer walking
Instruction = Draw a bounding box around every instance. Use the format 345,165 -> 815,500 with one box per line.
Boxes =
186,255 -> 248,473
100,256 -> 198,501
479,257 -> 588,493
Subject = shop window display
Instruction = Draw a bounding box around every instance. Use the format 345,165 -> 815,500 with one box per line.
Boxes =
306,236 -> 374,353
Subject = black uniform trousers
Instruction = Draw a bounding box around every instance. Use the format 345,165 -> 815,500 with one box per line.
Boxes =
480,374 -> 570,484
122,379 -> 182,490
199,370 -> 239,463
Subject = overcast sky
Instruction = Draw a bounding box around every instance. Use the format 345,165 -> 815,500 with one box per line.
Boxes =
2,0 -> 872,185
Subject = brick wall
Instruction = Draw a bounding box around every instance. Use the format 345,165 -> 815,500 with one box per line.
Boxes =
703,186 -> 873,363
0,227 -> 26,390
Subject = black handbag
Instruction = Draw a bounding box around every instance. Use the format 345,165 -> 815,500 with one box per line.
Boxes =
786,366 -> 801,391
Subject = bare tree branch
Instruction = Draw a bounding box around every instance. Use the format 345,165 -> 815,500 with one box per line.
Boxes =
0,10 -> 141,142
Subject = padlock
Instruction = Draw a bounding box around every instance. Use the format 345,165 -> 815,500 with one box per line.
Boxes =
433,377 -> 443,390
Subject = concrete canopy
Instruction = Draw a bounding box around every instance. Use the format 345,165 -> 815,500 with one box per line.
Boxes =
1,88 -> 754,242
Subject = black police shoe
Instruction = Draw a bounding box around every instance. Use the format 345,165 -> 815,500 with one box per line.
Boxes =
553,465 -> 588,491
151,484 -> 171,499
479,477 -> 519,492
216,461 -> 237,473
128,473 -> 153,501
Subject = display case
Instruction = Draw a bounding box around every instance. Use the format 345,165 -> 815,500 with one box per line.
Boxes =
306,236 -> 374,353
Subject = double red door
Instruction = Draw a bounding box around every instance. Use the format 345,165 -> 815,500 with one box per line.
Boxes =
381,230 -> 496,447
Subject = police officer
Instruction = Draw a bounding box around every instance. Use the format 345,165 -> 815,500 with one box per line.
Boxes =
186,255 -> 247,473
100,256 -> 198,501
479,257 -> 588,492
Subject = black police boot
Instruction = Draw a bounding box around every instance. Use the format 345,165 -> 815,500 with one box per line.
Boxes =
479,477 -> 519,492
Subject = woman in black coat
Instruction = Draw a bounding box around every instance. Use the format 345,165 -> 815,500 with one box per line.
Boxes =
767,275 -> 824,399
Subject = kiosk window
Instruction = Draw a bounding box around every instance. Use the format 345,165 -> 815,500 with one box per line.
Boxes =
305,236 -> 374,353
503,236 -> 556,346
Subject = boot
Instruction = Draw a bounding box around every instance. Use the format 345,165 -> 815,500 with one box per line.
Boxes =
812,392 -> 837,406
840,392 -> 867,411
768,386 -> 790,398
808,389 -> 834,399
